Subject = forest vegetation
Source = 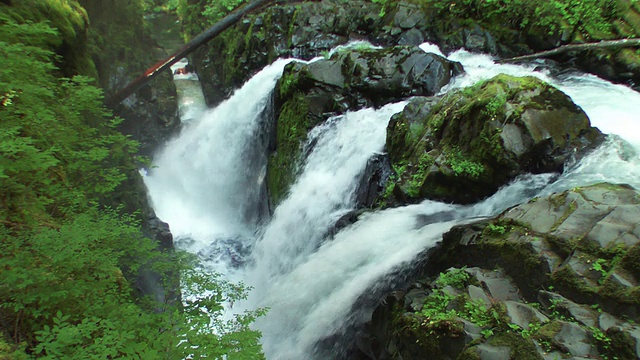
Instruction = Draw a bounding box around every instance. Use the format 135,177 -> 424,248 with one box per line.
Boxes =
1,0 -> 638,358
0,0 -> 262,358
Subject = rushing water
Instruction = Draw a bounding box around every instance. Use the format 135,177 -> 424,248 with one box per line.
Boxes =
144,44 -> 640,359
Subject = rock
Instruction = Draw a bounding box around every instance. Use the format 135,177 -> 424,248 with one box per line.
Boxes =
422,183 -> 640,320
384,74 -> 604,204
475,344 -> 511,360
554,321 -> 597,357
505,301 -> 549,330
537,291 -> 597,328
464,267 -> 522,302
266,46 -> 462,206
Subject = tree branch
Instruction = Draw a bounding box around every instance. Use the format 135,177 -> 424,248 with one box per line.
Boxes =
496,38 -> 640,64
106,0 -> 276,107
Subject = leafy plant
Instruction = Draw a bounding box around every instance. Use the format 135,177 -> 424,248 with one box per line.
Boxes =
447,147 -> 485,179
0,14 -> 265,358
487,223 -> 508,235
436,267 -> 470,289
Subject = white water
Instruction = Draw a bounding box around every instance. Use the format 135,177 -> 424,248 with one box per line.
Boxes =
170,58 -> 207,123
145,44 -> 640,359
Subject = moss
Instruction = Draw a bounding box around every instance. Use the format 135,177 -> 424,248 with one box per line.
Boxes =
457,347 -> 482,360
605,326 -> 638,360
278,70 -> 299,99
2,0 -> 97,79
534,320 -> 564,352
488,332 -> 543,360
266,93 -> 310,206
391,311 -> 465,359
550,198 -> 578,232
405,152 -> 435,197
550,265 -> 599,302
477,224 -> 546,287
620,243 -> 640,279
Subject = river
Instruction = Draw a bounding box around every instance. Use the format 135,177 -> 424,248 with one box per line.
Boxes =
143,43 -> 640,359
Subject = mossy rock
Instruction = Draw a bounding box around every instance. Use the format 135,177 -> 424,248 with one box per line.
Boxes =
1,0 -> 96,78
384,74 -> 604,205
423,183 -> 640,321
266,46 -> 461,207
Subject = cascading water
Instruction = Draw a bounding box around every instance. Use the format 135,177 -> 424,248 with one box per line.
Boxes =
144,58 -> 295,273
144,43 -> 640,359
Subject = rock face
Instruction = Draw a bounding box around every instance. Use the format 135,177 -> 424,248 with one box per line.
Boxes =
266,46 -> 462,205
358,183 -> 640,360
382,74 -> 604,205
188,0 -> 640,107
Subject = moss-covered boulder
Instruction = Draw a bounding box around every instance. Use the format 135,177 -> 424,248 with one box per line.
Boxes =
357,183 -> 640,359
266,46 -> 462,206
1,0 -> 96,78
383,74 -> 604,205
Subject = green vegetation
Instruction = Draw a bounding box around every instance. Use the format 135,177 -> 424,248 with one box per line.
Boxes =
267,92 -> 310,205
401,0 -> 637,39
446,147 -> 485,179
174,0 -> 248,40
0,7 -> 264,359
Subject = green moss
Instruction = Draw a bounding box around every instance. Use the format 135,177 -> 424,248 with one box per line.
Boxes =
266,93 -> 309,206
457,348 -> 482,360
550,198 -> 578,232
533,320 -> 563,352
620,244 -> 640,279
446,146 -> 486,180
605,327 -> 638,359
1,0 -> 97,79
406,152 -> 434,197
550,265 -> 599,301
278,70 -> 299,99
488,332 -> 543,360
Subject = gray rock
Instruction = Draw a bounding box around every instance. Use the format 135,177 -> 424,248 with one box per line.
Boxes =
469,268 -> 521,302
538,291 -> 597,327
461,319 -> 484,342
598,312 -> 621,331
468,285 -> 491,308
475,344 -> 511,360
505,301 -> 549,330
554,321 -> 597,357
393,3 -> 425,29
398,28 -> 426,46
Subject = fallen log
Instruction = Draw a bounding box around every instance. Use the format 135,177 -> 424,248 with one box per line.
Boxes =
497,38 -> 640,64
106,0 -> 275,107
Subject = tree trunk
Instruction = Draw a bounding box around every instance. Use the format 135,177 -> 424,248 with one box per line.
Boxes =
106,0 -> 275,107
497,38 -> 640,64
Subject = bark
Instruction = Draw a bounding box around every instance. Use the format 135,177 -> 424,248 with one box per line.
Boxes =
497,38 -> 640,64
106,0 -> 275,107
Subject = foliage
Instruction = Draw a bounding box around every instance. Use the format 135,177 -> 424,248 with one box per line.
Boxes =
176,0 -> 248,40
413,0 -> 622,38
419,268 -> 501,337
0,0 -> 97,78
446,147 -> 485,179
436,267 -> 470,289
0,15 -> 264,359
77,0 -> 154,93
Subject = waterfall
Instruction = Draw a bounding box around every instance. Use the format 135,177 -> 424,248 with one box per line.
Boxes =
145,58 -> 295,272
144,43 -> 640,359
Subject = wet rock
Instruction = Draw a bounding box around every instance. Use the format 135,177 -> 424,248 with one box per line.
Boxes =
554,321 -> 597,357
384,74 -> 604,204
538,291 -> 597,327
475,344 -> 511,360
505,301 -> 549,330
266,46 -> 462,206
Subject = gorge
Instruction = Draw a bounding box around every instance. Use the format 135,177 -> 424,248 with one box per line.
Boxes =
144,40 -> 640,359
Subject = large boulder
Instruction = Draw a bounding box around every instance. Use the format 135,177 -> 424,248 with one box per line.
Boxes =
357,183 -> 640,360
382,74 -> 604,205
266,46 -> 462,206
